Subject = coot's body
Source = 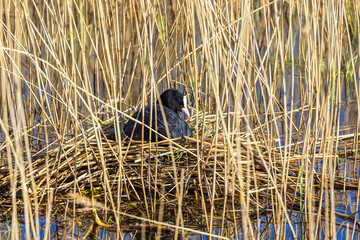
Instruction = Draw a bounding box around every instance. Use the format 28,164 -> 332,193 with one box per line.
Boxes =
123,104 -> 191,141
123,89 -> 192,142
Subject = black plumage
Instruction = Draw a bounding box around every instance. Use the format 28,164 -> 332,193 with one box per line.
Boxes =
123,89 -> 192,142
104,89 -> 192,142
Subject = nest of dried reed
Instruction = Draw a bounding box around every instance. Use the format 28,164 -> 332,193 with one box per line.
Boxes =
0,111 -> 358,226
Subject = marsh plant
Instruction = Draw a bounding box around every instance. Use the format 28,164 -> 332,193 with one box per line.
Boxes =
0,0 -> 359,239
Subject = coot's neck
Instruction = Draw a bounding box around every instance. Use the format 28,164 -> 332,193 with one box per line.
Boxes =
155,99 -> 178,115
156,100 -> 171,110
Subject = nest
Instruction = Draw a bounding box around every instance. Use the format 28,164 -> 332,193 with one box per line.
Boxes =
0,113 -> 358,226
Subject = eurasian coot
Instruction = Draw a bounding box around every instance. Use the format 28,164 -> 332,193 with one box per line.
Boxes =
123,89 -> 192,142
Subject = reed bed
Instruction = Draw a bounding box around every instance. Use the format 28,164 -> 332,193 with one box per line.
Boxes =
0,0 -> 360,239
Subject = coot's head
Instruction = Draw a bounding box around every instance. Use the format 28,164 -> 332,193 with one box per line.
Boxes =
160,89 -> 190,118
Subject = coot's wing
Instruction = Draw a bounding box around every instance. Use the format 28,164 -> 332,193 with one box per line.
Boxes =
158,106 -> 192,139
123,104 -> 191,142
123,105 -> 170,141
123,107 -> 150,141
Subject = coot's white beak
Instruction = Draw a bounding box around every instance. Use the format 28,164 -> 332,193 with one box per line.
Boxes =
181,96 -> 191,118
